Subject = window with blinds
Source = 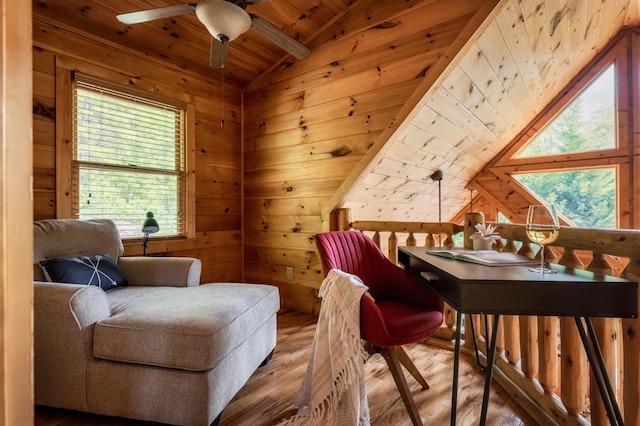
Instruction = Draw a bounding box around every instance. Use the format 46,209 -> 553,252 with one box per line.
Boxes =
73,78 -> 186,238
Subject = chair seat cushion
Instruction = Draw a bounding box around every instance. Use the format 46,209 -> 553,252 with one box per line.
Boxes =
364,300 -> 443,347
93,283 -> 279,371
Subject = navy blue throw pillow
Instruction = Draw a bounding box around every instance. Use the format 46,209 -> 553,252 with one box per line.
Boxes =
40,253 -> 127,291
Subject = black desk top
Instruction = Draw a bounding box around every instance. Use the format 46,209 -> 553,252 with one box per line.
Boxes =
398,246 -> 638,318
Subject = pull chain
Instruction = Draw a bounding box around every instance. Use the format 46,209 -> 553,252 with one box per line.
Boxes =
220,68 -> 225,128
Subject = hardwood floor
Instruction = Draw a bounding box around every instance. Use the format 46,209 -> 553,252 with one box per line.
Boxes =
35,310 -> 536,426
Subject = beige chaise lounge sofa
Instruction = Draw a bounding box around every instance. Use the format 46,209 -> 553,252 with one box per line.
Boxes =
33,219 -> 280,425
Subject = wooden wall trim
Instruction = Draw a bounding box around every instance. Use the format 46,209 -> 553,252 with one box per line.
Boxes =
55,64 -> 73,218
319,0 -> 501,221
1,0 -> 34,423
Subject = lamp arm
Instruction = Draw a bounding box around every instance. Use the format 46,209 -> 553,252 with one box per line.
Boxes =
142,233 -> 149,256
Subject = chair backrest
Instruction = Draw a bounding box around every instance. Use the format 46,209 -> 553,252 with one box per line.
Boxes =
315,231 -> 396,294
33,219 -> 124,281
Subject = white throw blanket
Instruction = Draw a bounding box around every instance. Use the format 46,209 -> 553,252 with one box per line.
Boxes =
280,269 -> 371,426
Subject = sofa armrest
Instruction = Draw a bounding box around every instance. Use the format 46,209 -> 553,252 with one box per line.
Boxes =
117,256 -> 202,287
34,281 -> 111,409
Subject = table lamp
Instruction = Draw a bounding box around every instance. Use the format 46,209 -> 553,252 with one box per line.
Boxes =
142,211 -> 159,256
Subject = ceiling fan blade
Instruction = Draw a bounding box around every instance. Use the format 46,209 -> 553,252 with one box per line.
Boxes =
117,4 -> 196,25
249,14 -> 310,60
209,37 -> 229,68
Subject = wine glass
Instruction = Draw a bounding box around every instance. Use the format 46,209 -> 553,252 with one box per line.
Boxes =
525,204 -> 560,273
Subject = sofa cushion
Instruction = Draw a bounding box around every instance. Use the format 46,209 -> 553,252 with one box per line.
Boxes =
40,253 -> 127,291
93,283 -> 280,371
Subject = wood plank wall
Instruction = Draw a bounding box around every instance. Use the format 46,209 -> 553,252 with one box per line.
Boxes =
242,0 -> 484,314
32,18 -> 244,284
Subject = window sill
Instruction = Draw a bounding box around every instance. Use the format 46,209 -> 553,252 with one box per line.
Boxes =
122,235 -> 196,256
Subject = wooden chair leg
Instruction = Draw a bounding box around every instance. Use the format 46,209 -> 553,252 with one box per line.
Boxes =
380,346 -> 423,426
397,345 -> 429,389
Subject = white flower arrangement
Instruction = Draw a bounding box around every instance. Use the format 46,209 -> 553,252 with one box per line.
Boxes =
470,223 -> 501,245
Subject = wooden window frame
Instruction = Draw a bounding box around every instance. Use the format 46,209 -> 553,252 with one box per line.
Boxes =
488,31 -> 632,228
55,64 -> 196,241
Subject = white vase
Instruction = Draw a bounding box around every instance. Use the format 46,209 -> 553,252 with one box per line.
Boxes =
473,239 -> 492,250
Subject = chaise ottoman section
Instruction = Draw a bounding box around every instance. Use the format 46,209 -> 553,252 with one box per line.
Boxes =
93,283 -> 280,371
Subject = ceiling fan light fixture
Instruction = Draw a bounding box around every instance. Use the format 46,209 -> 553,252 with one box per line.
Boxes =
196,0 -> 251,42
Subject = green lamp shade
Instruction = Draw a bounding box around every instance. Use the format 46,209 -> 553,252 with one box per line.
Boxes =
142,211 -> 159,234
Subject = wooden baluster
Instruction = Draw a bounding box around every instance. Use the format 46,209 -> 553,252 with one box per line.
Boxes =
589,252 -> 613,275
623,315 -> 639,425
425,233 -> 435,248
388,232 -> 398,264
543,245 -> 558,264
503,315 -> 520,365
587,252 -> 616,425
444,303 -> 455,331
444,232 -> 454,248
496,314 -> 505,355
560,317 -> 588,418
622,258 -> 640,425
373,231 -> 381,247
479,314 -> 488,353
538,316 -> 558,395
519,316 -> 538,380
406,232 -> 416,247
464,313 -> 479,351
502,239 -> 517,254
558,247 -> 584,269
589,317 -> 620,425
518,241 -> 535,259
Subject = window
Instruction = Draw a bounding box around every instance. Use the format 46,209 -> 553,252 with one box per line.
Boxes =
59,72 -> 195,239
516,65 -> 616,158
514,168 -> 616,228
493,51 -> 624,228
510,64 -> 618,228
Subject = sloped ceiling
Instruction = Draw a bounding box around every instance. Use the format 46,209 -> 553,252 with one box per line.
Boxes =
334,0 -> 640,223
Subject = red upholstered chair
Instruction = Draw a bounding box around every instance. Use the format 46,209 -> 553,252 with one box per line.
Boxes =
315,231 -> 444,426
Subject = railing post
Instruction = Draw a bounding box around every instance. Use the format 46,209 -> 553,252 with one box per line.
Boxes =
336,208 -> 351,231
464,212 -> 484,249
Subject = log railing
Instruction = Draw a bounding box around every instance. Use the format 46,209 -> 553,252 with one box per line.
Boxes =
336,210 -> 640,425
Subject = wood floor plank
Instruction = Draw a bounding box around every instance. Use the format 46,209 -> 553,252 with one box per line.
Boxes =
34,310 -> 536,426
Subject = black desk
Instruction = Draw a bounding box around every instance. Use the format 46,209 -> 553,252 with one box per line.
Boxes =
398,246 -> 638,426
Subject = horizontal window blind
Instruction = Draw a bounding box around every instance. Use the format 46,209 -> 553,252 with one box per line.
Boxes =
73,77 -> 186,238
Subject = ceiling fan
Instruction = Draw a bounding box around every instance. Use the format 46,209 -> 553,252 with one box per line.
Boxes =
116,0 -> 310,68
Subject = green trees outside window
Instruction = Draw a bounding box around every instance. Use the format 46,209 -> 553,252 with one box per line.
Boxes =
513,65 -> 617,228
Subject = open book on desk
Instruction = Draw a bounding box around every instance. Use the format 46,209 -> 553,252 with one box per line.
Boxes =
426,248 -> 538,267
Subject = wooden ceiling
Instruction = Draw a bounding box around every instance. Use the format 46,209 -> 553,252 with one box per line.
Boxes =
32,0 -> 351,89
